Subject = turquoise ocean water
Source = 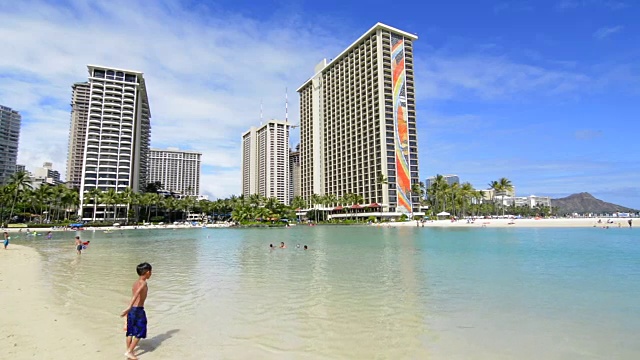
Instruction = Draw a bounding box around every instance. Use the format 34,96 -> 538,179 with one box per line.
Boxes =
15,225 -> 640,359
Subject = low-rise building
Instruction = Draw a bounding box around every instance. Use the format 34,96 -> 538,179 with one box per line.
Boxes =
500,195 -> 551,208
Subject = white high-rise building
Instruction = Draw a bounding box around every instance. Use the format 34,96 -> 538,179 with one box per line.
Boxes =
148,148 -> 202,196
0,105 -> 21,185
297,23 -> 420,214
77,65 -> 151,220
242,120 -> 291,204
425,175 -> 460,189
66,82 -> 90,189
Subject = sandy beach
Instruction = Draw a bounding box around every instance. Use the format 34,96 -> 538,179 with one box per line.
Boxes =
377,217 -> 635,228
0,245 -> 108,359
1,222 -> 232,235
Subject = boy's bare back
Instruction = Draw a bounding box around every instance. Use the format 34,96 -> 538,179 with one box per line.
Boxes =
131,279 -> 148,307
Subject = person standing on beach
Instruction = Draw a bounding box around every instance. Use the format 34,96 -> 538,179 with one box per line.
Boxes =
3,232 -> 9,249
75,236 -> 83,255
629,219 -> 633,228
121,262 -> 152,360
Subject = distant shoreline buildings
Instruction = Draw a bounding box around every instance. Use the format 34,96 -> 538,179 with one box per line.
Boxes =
0,105 -> 21,185
148,147 -> 202,197
242,120 -> 292,204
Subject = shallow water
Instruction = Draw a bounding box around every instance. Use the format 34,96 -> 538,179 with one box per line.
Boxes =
15,225 -> 640,359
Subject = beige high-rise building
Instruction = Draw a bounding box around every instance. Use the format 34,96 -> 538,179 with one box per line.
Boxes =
289,145 -> 301,202
297,23 -> 420,214
77,65 -> 151,221
242,120 -> 291,204
0,104 -> 21,185
148,148 -> 201,196
66,82 -> 90,189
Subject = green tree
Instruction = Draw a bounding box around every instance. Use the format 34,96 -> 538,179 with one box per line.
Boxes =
85,188 -> 103,223
7,170 -> 33,222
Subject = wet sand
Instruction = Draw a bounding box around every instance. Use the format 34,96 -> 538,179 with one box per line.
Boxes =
0,245 -> 108,359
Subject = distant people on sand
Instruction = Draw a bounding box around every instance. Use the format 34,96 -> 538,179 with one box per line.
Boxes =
3,232 -> 9,249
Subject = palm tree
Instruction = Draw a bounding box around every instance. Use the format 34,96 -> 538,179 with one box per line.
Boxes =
411,182 -> 424,214
459,182 -> 475,218
101,189 -> 118,222
61,188 -> 80,221
489,178 -> 514,216
85,188 -> 103,223
310,193 -> 323,222
50,185 -> 66,221
120,187 -> 135,224
0,185 -> 14,224
249,194 -> 264,207
427,174 -> 449,213
7,170 -> 33,222
291,196 -> 306,222
376,172 -> 387,203
34,185 -> 53,222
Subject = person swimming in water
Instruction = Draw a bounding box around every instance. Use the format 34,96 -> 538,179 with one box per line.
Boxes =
280,242 -> 286,249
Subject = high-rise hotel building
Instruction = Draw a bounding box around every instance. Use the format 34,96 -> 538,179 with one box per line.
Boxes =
66,82 -> 90,189
297,23 -> 420,214
0,105 -> 21,184
148,148 -> 202,196
76,65 -> 151,220
289,145 -> 301,202
242,120 -> 291,204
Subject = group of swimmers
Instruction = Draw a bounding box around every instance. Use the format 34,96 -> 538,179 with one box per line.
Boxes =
269,242 -> 308,250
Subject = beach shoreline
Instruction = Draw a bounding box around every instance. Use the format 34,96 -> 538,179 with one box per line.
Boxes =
1,217 -> 635,234
374,217 -> 635,228
0,244 -> 110,359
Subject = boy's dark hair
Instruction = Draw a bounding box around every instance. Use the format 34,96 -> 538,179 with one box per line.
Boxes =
136,262 -> 152,276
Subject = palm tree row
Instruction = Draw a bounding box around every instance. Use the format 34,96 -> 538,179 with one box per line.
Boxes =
424,175 -> 554,218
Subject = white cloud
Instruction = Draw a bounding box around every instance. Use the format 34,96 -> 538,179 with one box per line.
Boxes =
593,25 -> 624,40
555,0 -> 629,11
0,0 -> 346,199
415,53 -> 590,101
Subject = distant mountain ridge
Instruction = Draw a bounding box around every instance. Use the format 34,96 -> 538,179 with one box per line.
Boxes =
551,192 -> 636,214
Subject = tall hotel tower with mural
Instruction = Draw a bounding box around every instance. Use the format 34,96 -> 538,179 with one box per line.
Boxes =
297,23 -> 420,214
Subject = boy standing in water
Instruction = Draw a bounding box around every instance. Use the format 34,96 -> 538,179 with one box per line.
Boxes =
121,263 -> 152,360
75,236 -> 83,255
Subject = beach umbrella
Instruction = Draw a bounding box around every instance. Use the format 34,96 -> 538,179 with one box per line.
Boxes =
436,211 -> 450,216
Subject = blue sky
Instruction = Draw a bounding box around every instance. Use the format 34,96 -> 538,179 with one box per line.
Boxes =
0,0 -> 638,208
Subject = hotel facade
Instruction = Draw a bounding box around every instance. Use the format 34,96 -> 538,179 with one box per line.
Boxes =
297,23 -> 420,214
148,148 -> 202,196
0,105 -> 21,184
75,65 -> 151,220
66,82 -> 90,189
242,120 -> 291,204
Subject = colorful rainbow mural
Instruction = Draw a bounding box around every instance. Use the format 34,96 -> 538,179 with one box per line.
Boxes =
391,34 -> 412,214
